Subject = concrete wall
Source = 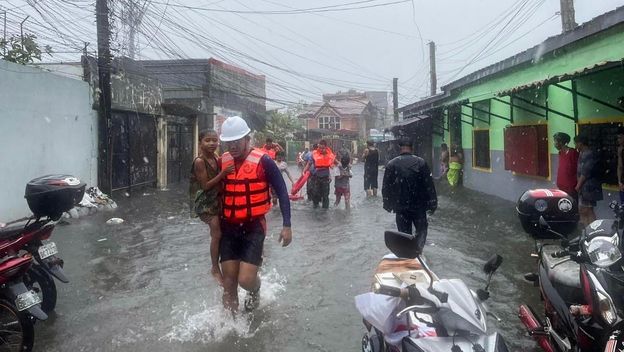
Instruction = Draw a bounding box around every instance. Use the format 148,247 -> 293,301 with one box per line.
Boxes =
0,60 -> 98,222
462,150 -> 618,219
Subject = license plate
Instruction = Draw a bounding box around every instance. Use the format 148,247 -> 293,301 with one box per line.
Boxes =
38,242 -> 58,260
15,290 -> 42,311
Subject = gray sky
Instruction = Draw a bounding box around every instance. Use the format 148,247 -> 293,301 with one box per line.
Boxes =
2,0 -> 623,108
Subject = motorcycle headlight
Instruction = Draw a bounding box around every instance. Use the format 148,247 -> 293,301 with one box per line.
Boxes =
534,199 -> 548,212
584,234 -> 622,268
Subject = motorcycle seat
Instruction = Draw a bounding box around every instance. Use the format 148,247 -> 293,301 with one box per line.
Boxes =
0,219 -> 45,241
0,222 -> 27,240
541,244 -> 584,304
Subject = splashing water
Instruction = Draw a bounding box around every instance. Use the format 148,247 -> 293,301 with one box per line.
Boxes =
161,268 -> 287,344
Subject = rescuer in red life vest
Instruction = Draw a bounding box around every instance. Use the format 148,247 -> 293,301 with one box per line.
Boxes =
304,139 -> 335,209
261,137 -> 284,160
219,116 -> 292,312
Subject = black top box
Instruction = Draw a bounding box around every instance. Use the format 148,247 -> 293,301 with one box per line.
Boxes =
25,175 -> 86,220
516,189 -> 578,238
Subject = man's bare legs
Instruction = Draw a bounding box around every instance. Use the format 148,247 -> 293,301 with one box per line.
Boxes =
220,260 -> 260,312
221,260 -> 240,312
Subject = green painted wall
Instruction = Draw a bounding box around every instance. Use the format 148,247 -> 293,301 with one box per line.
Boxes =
447,24 -> 624,158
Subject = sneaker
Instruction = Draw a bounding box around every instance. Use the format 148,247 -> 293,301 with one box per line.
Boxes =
244,288 -> 260,312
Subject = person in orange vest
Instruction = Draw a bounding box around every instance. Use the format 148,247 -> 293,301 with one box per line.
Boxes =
304,139 -> 335,209
219,116 -> 292,312
261,138 -> 284,160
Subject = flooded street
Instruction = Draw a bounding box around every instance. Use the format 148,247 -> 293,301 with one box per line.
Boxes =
35,164 -> 542,352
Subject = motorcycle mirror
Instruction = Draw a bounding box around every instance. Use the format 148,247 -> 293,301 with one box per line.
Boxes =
483,254 -> 503,275
538,216 -> 550,229
476,288 -> 490,301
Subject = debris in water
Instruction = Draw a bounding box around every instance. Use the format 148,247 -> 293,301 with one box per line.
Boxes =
97,238 -> 107,242
106,218 -> 124,225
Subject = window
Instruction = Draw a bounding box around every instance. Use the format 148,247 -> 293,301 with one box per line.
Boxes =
319,115 -> 340,130
504,124 -> 549,178
578,122 -> 621,186
473,130 -> 490,169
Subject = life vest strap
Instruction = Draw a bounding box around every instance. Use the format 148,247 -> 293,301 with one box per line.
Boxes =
224,187 -> 269,196
223,198 -> 271,210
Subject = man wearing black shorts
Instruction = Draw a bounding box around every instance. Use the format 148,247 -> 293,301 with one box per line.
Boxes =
219,116 -> 292,312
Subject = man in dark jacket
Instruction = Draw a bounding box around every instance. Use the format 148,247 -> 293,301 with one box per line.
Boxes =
382,138 -> 437,253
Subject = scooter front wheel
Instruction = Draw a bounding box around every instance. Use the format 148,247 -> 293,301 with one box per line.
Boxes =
0,299 -> 34,352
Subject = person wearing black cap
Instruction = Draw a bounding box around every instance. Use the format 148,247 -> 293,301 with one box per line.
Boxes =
382,137 -> 437,252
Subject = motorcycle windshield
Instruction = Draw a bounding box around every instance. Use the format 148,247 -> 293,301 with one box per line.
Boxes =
433,279 -> 487,334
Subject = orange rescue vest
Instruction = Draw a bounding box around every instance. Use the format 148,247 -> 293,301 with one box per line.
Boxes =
221,149 -> 271,221
262,145 -> 277,160
312,148 -> 335,168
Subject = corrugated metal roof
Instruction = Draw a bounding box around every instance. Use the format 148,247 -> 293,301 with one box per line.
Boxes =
497,60 -> 621,96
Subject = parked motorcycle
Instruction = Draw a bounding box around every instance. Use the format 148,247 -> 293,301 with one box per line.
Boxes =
519,201 -> 624,352
355,230 -> 509,352
0,253 -> 48,352
0,175 -> 85,313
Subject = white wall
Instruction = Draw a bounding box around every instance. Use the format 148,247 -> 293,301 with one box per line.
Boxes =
0,60 -> 98,222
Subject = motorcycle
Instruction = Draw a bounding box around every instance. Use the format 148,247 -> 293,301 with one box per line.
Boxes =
355,230 -> 509,352
519,201 -> 624,352
0,174 -> 85,314
0,218 -> 64,313
0,253 -> 49,352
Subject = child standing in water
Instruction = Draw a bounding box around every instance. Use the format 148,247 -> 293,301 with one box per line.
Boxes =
190,130 -> 234,285
334,155 -> 353,209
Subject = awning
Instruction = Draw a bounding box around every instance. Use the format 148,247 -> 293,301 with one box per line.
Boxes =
391,115 -> 429,127
497,60 -> 623,96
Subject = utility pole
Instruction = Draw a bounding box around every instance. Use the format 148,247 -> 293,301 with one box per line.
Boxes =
429,41 -> 437,96
96,0 -> 113,194
19,16 -> 29,46
125,0 -> 144,59
559,0 -> 577,32
393,78 -> 399,122
127,0 -> 136,59
1,11 -> 6,56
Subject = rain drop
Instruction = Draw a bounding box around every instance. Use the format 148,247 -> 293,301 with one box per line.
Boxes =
143,157 -> 149,164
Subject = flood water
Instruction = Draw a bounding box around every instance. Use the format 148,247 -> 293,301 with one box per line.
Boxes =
35,164 -> 542,351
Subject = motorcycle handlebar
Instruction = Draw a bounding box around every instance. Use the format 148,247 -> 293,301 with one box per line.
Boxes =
551,250 -> 570,258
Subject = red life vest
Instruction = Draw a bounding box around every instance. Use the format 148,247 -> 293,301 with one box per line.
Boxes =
262,145 -> 277,160
221,149 -> 271,221
312,148 -> 335,168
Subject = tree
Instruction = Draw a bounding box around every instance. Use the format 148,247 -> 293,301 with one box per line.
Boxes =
0,33 -> 52,65
254,110 -> 304,146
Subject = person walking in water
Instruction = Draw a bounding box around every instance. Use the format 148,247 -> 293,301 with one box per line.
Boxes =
334,154 -> 353,210
447,144 -> 464,187
218,116 -> 292,312
382,138 -> 437,253
304,140 -> 335,209
439,143 -> 449,178
189,129 -> 234,285
362,140 -> 379,197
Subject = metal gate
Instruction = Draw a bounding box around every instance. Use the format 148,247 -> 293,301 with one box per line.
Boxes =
111,111 -> 158,191
167,123 -> 194,185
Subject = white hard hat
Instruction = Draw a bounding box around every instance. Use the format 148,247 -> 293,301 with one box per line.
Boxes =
220,116 -> 251,142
